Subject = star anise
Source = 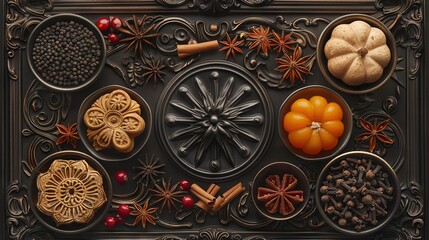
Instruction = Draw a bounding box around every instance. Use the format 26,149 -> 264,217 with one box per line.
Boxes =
133,154 -> 165,186
271,31 -> 295,56
257,174 -> 304,216
151,178 -> 185,214
275,46 -> 311,86
219,33 -> 244,60
130,200 -> 158,229
142,57 -> 166,87
119,15 -> 159,57
55,123 -> 80,148
245,25 -> 272,56
355,118 -> 394,153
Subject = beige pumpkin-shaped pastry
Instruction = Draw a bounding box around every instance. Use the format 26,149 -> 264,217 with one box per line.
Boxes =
324,20 -> 391,86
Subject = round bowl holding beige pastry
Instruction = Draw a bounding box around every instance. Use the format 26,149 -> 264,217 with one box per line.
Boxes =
78,85 -> 152,161
28,150 -> 112,234
317,14 -> 397,94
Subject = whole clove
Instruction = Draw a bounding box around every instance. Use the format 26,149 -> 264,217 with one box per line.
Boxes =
319,156 -> 395,232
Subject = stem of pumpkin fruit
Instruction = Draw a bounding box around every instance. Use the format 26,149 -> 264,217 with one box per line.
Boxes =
311,121 -> 322,132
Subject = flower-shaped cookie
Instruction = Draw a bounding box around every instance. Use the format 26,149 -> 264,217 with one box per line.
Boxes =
84,89 -> 145,153
36,160 -> 107,224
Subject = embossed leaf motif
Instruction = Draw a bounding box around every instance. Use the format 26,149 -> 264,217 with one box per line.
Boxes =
84,90 -> 145,153
167,71 -> 262,170
355,118 -> 394,153
36,160 -> 107,224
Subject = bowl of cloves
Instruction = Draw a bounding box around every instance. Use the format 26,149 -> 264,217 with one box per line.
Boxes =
315,151 -> 400,235
251,162 -> 310,221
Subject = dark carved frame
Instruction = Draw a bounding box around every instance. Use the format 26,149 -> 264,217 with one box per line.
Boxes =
1,0 -> 428,239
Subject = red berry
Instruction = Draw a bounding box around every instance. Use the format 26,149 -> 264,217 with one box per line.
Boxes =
110,17 -> 123,31
115,214 -> 125,224
104,216 -> 116,229
96,17 -> 110,32
179,179 -> 191,191
117,204 -> 131,217
115,170 -> 128,184
181,195 -> 194,209
108,33 -> 119,44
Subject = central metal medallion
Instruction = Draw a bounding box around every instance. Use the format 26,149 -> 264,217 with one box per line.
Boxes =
156,61 -> 273,180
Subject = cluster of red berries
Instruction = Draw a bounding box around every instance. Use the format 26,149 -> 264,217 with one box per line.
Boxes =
107,171 -> 194,229
179,179 -> 194,209
104,204 -> 131,229
96,16 -> 122,44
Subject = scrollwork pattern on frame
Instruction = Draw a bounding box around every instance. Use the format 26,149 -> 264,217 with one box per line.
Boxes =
375,0 -> 423,81
375,181 -> 423,240
21,80 -> 71,176
6,0 -> 52,80
7,181 -> 52,240
156,0 -> 273,14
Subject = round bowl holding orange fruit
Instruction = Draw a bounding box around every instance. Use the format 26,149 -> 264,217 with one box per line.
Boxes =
278,85 -> 352,160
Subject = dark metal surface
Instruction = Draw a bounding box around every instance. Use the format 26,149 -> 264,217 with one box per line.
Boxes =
1,0 -> 427,239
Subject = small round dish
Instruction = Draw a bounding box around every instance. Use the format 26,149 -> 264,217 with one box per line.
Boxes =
27,13 -> 107,92
315,151 -> 400,235
78,85 -> 152,161
278,85 -> 352,161
316,14 -> 397,94
251,162 -> 310,221
28,150 -> 112,234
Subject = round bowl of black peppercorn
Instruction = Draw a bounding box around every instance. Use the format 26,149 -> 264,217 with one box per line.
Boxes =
27,14 -> 106,92
315,151 -> 400,235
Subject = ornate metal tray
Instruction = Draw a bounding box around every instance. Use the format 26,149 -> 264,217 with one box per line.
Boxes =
2,0 -> 428,239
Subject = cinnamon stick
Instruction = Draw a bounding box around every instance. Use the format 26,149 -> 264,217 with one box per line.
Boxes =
191,189 -> 215,206
212,183 -> 245,212
196,183 -> 220,212
177,40 -> 219,59
191,184 -> 216,201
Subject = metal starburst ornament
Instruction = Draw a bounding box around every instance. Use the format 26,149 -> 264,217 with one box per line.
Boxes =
133,154 -> 165,186
151,178 -> 185,214
119,15 -> 159,57
129,200 -> 157,229
142,57 -> 166,87
168,71 -> 261,169
271,31 -> 295,56
245,25 -> 272,56
219,33 -> 244,60
275,46 -> 312,86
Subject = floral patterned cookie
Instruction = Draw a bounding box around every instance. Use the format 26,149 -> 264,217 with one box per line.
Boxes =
36,159 -> 107,224
84,89 -> 145,153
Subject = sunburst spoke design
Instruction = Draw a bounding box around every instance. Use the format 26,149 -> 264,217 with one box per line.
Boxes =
158,63 -> 273,179
167,71 -> 262,170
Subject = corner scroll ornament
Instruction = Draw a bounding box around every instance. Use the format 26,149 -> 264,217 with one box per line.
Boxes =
374,0 -> 423,81
7,181 -> 52,240
375,181 -> 423,240
6,0 -> 53,81
155,0 -> 273,14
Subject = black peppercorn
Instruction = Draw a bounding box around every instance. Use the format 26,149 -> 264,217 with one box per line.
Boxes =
31,20 -> 101,87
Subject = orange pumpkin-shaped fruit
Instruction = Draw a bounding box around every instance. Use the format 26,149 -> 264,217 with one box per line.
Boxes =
283,96 -> 344,155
